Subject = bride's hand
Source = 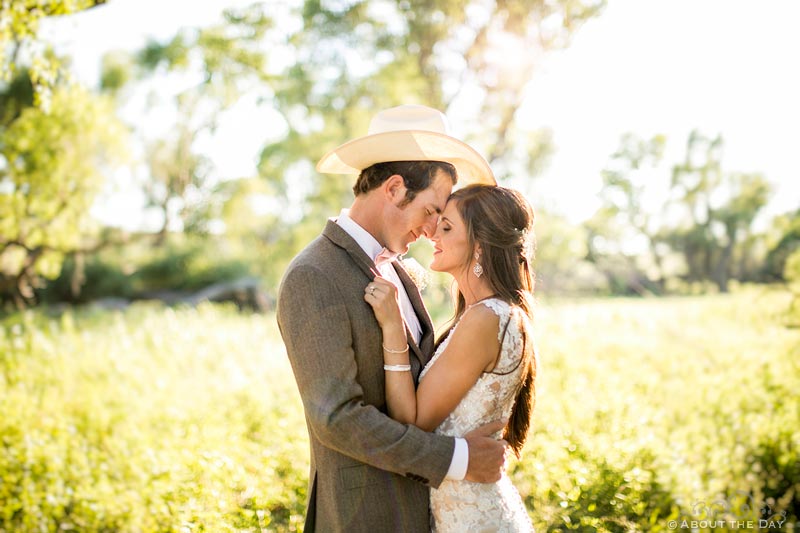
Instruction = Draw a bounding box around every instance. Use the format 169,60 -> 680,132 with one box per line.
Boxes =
364,276 -> 404,330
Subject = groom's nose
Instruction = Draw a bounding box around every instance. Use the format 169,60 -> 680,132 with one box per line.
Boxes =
421,215 -> 438,238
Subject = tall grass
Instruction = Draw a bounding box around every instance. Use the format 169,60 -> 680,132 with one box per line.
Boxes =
520,290 -> 800,531
1,303 -> 307,532
1,289 -> 798,532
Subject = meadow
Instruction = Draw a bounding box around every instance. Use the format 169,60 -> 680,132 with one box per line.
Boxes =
1,288 -> 798,532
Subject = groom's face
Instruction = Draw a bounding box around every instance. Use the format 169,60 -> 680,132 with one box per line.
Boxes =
384,170 -> 452,254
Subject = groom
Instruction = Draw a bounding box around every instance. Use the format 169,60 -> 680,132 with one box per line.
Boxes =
277,105 -> 506,532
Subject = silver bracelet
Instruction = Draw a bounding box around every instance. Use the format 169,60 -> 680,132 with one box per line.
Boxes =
384,364 -> 411,372
382,343 -> 409,354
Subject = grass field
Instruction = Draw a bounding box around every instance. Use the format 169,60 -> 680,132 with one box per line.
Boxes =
1,289 -> 798,532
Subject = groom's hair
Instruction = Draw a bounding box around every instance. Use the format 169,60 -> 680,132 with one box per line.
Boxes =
353,161 -> 456,207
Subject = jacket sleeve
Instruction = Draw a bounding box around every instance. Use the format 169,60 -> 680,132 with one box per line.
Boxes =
277,263 -> 454,487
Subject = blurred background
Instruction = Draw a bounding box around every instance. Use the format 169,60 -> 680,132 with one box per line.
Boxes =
1,1 -> 799,532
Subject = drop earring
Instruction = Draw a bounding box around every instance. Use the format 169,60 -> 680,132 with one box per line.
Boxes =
473,252 -> 483,278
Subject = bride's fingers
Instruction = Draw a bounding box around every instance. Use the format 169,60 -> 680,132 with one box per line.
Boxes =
364,285 -> 390,308
365,283 -> 384,298
371,276 -> 397,292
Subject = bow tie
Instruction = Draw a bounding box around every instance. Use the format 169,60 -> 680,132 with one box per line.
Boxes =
374,248 -> 398,267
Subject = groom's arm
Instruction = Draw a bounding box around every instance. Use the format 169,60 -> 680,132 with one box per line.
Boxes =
277,263 -> 454,487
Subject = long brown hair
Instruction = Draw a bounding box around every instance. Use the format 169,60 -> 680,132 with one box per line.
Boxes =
437,184 -> 537,457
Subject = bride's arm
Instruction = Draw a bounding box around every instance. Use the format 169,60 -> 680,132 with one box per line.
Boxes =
378,307 -> 417,424
366,277 -> 499,431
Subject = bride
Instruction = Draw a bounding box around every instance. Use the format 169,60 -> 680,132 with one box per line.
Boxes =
365,184 -> 537,532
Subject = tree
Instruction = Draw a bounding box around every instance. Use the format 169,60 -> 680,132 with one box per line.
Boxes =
588,130 -> 773,294
103,0 -> 603,284
1,0 -> 107,106
257,0 -> 605,259
668,131 -> 771,292
764,208 -> 800,281
99,4 -> 274,242
588,133 -> 669,293
142,99 -> 212,245
785,246 -> 800,322
533,210 -> 602,294
0,82 -> 127,307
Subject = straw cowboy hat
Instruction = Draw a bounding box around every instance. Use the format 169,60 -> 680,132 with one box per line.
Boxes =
316,105 -> 496,185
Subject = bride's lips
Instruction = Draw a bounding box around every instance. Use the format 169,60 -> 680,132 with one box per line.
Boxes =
433,247 -> 442,255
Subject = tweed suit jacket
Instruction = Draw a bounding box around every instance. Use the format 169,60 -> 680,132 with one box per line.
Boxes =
277,220 -> 455,533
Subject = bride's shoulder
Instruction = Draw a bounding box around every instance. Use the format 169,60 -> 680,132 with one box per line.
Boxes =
454,301 -> 502,337
469,297 -> 511,319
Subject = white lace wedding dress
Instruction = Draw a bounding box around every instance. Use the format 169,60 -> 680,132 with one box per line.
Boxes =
420,298 -> 535,532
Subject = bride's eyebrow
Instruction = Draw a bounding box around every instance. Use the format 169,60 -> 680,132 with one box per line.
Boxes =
439,216 -> 453,224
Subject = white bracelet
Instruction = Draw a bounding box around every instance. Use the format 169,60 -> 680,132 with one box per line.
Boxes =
382,343 -> 409,354
383,364 -> 411,372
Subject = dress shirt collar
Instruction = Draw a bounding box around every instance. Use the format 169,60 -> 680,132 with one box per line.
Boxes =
336,209 -> 398,265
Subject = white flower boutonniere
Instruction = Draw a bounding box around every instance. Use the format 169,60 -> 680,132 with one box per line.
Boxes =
400,257 -> 431,292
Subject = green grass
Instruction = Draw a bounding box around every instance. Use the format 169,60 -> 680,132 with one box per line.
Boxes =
1,303 -> 307,532
1,289 -> 798,532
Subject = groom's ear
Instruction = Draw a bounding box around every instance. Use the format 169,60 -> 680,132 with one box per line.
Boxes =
383,174 -> 407,205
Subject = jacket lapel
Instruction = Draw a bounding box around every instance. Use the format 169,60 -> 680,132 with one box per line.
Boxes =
322,220 -> 377,281
322,220 -> 429,373
392,260 -> 435,365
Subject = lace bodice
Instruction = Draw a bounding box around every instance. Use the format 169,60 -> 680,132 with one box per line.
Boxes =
420,298 -> 525,439
421,298 -> 534,532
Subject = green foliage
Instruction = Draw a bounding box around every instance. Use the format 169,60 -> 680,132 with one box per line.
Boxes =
0,69 -> 35,127
0,83 -> 127,306
36,236 -> 259,304
667,132 -> 771,292
785,249 -> 800,286
260,0 -> 605,238
765,209 -> 800,281
784,249 -> 800,322
99,50 -> 134,95
0,0 -> 106,106
589,133 -> 668,291
747,430 -> 800,522
531,210 -> 604,294
0,303 -> 307,531
40,251 -> 136,302
589,131 -> 773,295
133,240 -> 253,293
2,291 -> 798,531
100,5 -> 275,241
522,289 -> 800,531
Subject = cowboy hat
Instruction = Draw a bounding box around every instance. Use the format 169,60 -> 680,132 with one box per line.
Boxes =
316,105 -> 496,185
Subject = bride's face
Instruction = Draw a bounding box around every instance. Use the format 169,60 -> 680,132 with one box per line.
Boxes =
430,200 -> 472,275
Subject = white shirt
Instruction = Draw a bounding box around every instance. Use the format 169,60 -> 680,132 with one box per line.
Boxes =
336,209 -> 468,481
336,209 -> 421,342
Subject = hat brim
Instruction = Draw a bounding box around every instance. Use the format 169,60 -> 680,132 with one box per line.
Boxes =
316,130 -> 496,186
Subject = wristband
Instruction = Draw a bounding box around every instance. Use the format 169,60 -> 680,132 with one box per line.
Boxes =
382,343 -> 409,354
383,364 -> 412,372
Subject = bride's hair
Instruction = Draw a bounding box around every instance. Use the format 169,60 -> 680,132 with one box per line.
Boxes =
437,184 -> 537,457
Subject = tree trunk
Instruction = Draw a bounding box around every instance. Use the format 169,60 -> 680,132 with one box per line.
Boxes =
155,198 -> 170,246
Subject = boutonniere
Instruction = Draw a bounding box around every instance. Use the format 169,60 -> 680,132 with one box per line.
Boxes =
400,257 -> 431,291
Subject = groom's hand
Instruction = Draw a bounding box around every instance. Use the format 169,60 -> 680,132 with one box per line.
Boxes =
463,420 -> 508,483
